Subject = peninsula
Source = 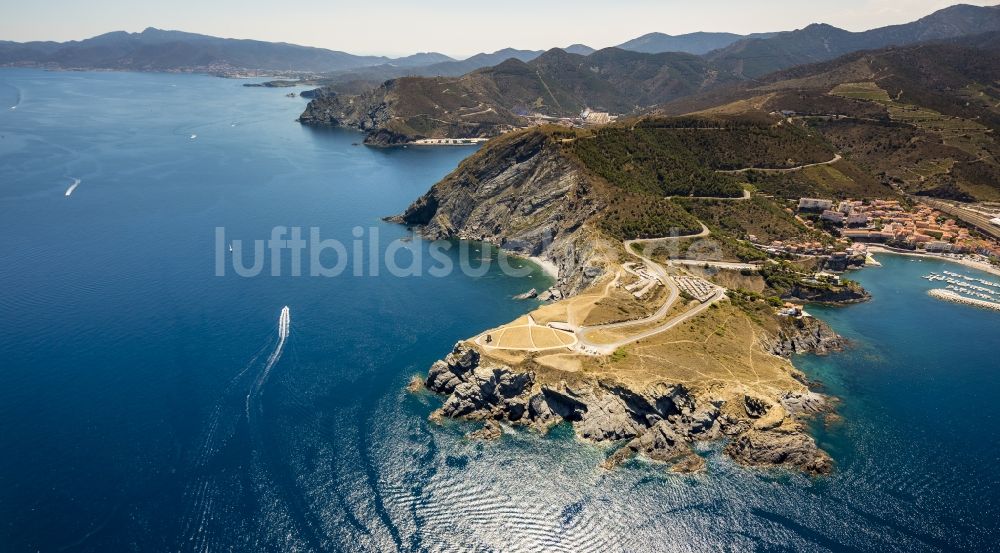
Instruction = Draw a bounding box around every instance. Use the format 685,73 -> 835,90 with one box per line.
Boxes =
396,120 -> 863,474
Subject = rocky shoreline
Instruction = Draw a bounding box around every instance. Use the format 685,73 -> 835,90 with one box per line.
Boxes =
387,130 -> 613,296
768,315 -> 848,357
421,341 -> 836,475
786,283 -> 871,305
296,79 -> 520,146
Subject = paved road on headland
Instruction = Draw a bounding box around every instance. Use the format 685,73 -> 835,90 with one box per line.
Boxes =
667,259 -> 762,270
574,223 -> 726,354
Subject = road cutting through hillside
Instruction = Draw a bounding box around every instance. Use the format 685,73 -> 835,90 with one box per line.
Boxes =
475,221 -> 729,356
714,153 -> 842,174
574,224 -> 725,355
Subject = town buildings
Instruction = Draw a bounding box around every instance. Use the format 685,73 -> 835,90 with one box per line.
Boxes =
797,197 -> 1000,258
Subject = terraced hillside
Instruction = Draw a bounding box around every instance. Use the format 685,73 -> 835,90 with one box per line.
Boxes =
663,37 -> 1000,201
393,114 -> 852,268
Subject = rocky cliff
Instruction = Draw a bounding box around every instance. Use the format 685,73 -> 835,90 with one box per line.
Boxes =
425,343 -> 833,475
297,83 -> 403,145
297,77 -> 523,145
390,129 -> 614,295
786,282 -> 871,305
767,315 -> 848,357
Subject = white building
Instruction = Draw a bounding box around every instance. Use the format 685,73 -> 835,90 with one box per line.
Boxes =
926,241 -> 953,252
821,210 -> 845,223
799,198 -> 834,211
581,109 -> 613,124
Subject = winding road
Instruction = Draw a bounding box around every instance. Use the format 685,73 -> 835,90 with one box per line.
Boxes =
572,223 -> 727,354
715,153 -> 842,175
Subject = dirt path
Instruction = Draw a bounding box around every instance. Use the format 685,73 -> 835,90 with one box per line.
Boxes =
715,153 -> 842,174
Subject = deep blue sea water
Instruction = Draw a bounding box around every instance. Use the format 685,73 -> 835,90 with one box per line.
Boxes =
0,69 -> 998,552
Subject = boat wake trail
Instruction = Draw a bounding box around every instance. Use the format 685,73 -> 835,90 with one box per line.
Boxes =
246,305 -> 290,418
179,306 -> 309,552
5,83 -> 21,110
64,178 -> 80,197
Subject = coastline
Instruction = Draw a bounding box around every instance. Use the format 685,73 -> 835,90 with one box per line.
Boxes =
409,138 -> 490,146
867,246 -> 1000,279
527,255 -> 560,280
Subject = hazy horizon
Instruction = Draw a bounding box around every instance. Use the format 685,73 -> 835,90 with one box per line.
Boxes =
2,0 -> 997,58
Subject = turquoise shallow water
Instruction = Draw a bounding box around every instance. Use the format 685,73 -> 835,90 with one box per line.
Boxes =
0,69 -> 998,552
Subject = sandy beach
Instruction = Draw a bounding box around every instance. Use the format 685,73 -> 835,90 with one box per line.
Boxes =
528,255 -> 560,280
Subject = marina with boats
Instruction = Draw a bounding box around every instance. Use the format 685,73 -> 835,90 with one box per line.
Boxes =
924,270 -> 1000,310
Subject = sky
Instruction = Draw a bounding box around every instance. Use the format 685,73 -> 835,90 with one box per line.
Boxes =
1,0 -> 995,58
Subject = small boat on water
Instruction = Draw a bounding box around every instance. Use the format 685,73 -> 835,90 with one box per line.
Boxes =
228,242 -> 233,253
190,134 -> 197,139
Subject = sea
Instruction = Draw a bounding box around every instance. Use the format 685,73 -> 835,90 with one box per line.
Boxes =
0,68 -> 997,552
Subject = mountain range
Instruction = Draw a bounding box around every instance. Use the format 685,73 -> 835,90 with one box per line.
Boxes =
297,4 -> 1000,147
7,5 -> 998,77
707,3 -> 1000,77
0,27 -> 768,75
0,29 -> 758,76
296,47 -> 734,144
0,27 -> 416,73
616,31 -> 777,55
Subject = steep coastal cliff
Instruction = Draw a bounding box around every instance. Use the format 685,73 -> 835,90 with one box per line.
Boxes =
787,282 -> 871,305
768,315 -> 848,357
390,129 -> 614,295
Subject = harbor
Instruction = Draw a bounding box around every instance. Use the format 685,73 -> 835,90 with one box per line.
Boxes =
923,269 -> 1000,309
928,288 -> 1000,311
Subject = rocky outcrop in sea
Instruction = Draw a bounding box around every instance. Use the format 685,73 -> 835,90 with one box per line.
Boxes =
767,315 -> 847,357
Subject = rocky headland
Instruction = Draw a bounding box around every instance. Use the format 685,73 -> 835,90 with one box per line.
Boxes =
297,77 -> 523,146
393,123 -> 851,475
786,282 -> 871,305
424,341 -> 834,475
